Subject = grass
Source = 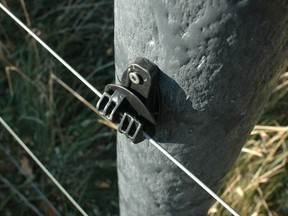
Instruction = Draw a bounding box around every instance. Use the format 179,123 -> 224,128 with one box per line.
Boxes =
0,0 -> 287,216
0,0 -> 117,215
208,71 -> 288,216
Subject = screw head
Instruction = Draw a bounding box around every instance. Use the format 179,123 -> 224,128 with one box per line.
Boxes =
129,72 -> 142,84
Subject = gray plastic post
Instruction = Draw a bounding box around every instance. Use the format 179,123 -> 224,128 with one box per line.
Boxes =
115,1 -> 288,215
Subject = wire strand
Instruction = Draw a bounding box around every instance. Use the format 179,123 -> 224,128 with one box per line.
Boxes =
0,4 -> 239,215
0,117 -> 88,216
0,144 -> 62,216
0,3 -> 102,98
143,132 -> 240,216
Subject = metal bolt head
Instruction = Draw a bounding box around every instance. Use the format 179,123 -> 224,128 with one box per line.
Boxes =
129,72 -> 142,84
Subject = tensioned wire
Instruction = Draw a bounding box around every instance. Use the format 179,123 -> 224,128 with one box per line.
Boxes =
0,3 -> 239,216
0,117 -> 88,216
0,4 -> 102,98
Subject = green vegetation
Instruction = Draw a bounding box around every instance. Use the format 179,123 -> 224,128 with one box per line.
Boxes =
0,1 -> 117,215
0,1 -> 287,216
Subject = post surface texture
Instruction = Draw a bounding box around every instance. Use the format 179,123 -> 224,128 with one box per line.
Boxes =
115,0 -> 288,215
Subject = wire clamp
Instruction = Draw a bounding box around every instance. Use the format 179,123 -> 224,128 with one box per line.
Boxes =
96,57 -> 160,143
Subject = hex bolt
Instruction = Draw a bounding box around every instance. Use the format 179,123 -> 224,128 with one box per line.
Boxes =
129,72 -> 142,84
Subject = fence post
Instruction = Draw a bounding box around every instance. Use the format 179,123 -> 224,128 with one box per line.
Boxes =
115,1 -> 288,215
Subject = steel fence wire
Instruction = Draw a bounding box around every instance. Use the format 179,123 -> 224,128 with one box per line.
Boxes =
0,3 -> 239,216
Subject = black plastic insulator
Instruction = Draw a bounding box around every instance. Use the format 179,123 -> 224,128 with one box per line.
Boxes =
96,57 -> 160,143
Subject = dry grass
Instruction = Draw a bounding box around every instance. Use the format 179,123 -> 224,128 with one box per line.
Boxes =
209,70 -> 288,216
